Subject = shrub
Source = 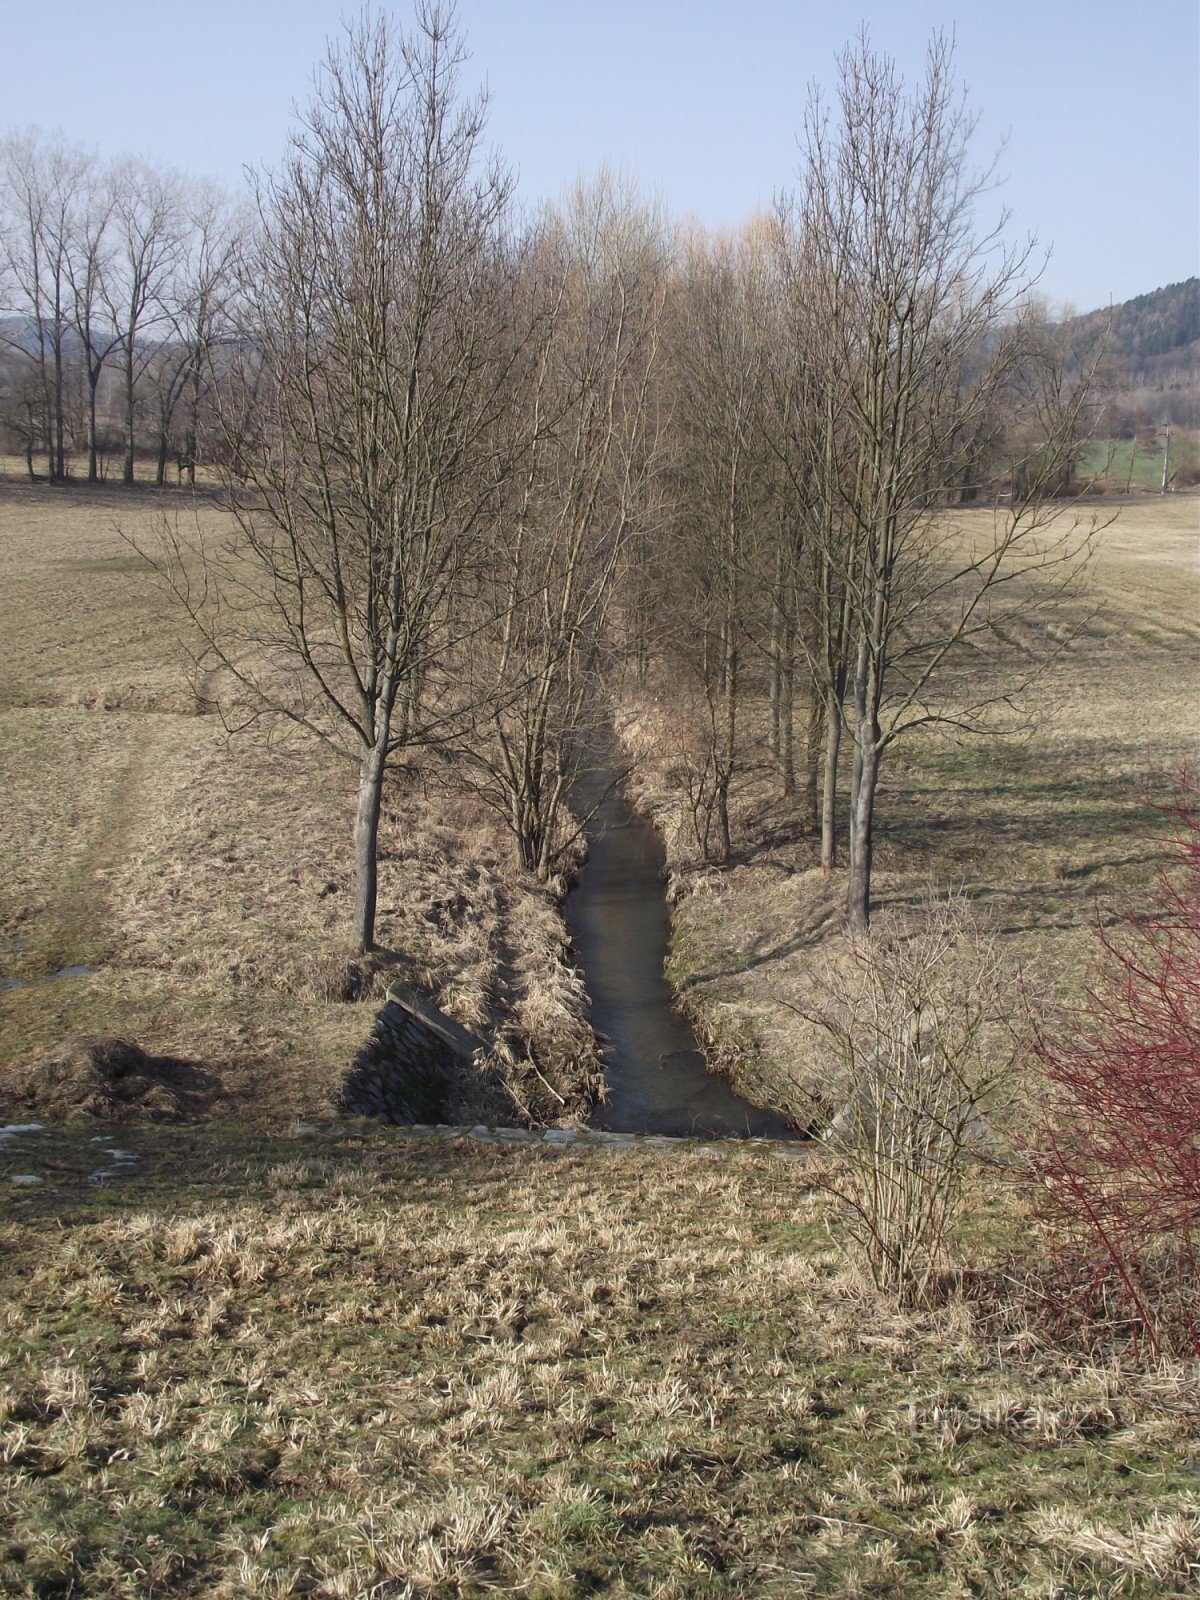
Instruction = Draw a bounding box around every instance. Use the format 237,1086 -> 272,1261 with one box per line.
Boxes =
807,894 -> 1018,1307
1034,773 -> 1200,1355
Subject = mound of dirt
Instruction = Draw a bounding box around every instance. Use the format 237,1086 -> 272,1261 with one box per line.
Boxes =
21,1036 -> 215,1122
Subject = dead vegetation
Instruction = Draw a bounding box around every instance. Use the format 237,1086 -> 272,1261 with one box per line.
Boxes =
16,1035 -> 215,1122
0,478 -> 599,1126
0,1124 -> 1195,1598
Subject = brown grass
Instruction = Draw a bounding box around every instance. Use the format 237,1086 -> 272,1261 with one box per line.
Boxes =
1,1122 -> 1195,1598
619,496 -> 1200,1125
0,479 -> 597,1126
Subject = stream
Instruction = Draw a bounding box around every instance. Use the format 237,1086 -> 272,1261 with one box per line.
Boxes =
565,770 -> 796,1140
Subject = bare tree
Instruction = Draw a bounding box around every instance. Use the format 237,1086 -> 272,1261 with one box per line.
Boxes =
104,158 -> 183,484
152,4 -> 517,953
794,35 -> 1096,932
451,177 -> 666,879
63,157 -> 121,482
146,183 -> 242,485
0,131 -> 87,481
766,208 -> 855,861
656,227 -> 776,865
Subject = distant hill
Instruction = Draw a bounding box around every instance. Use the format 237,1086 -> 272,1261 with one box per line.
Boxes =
1062,278 -> 1199,432
1068,277 -> 1198,364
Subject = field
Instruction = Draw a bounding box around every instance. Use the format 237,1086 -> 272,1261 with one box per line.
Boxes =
1,481 -> 1198,1597
0,476 -> 595,1126
1077,440 -> 1198,494
2,1124 -> 1198,1598
618,496 -> 1200,1127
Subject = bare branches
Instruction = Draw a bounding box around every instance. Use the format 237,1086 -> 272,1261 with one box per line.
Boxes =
807,891 -> 1022,1305
784,33 -> 1098,929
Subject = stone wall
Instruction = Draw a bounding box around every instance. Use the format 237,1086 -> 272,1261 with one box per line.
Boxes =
336,984 -> 489,1124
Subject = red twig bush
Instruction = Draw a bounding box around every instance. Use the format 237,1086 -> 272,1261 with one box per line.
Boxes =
1035,772 -> 1200,1355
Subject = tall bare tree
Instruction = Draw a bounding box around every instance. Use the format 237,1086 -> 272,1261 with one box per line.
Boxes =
155,4 -> 517,953
657,227 -> 775,864
451,176 -> 666,879
64,156 -> 121,483
795,34 -> 1096,931
146,183 -> 242,485
0,131 -> 86,481
104,158 -> 183,484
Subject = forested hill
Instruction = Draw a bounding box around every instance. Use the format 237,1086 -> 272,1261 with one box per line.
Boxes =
1062,278 -> 1199,433
1066,277 -> 1199,366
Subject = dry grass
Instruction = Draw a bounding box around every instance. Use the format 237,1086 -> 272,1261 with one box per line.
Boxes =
1,1123 -> 1195,1598
0,479 -> 596,1126
619,497 -> 1200,1127
0,476 -> 1195,1595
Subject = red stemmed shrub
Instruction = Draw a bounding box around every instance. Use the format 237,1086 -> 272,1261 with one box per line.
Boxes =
1035,772 -> 1200,1355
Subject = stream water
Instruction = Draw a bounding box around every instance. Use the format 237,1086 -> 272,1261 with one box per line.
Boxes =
565,770 -> 795,1140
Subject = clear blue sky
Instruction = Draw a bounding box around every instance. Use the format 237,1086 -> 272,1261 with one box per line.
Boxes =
3,1 -> 1197,311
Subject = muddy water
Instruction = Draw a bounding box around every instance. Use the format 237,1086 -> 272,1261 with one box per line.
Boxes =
566,770 -> 795,1140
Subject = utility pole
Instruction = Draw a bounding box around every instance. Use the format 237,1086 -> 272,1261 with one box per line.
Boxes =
1161,423 -> 1172,494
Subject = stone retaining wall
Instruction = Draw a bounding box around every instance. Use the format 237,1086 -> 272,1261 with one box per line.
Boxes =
336,984 -> 489,1124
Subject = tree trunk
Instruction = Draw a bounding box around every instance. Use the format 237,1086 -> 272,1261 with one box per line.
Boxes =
847,735 -> 880,934
718,617 -> 737,865
185,369 -> 200,487
86,371 -> 100,483
768,543 -> 783,760
820,691 -> 842,870
123,347 -> 136,485
53,336 -> 66,481
715,774 -> 732,866
803,685 -> 824,833
155,431 -> 169,487
779,655 -> 795,798
43,392 -> 54,482
352,738 -> 388,952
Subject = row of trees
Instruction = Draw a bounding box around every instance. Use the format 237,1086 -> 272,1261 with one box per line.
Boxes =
624,38 -> 1097,930
0,135 -> 241,483
8,6 -> 1096,950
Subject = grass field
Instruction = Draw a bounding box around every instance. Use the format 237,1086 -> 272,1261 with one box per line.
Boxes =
1077,440 -> 1199,494
2,1123 -> 1197,1599
0,477 -> 596,1126
619,496 -> 1200,1127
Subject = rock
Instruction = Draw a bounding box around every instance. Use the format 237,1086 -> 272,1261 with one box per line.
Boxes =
0,1124 -> 43,1142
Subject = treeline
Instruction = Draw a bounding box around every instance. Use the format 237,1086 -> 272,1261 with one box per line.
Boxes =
0,138 -> 241,484
2,6 -> 1095,945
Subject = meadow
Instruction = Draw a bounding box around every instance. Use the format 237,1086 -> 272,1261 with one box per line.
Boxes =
0,475 -> 596,1127
1,479 -> 1198,1597
2,1124 -> 1197,1598
1077,438 -> 1199,495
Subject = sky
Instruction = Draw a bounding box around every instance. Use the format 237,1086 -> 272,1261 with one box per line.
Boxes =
1,0 -> 1197,312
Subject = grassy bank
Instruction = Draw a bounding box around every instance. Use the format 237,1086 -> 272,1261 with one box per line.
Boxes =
2,1122 -> 1197,1598
617,497 -> 1200,1126
0,477 -> 597,1127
